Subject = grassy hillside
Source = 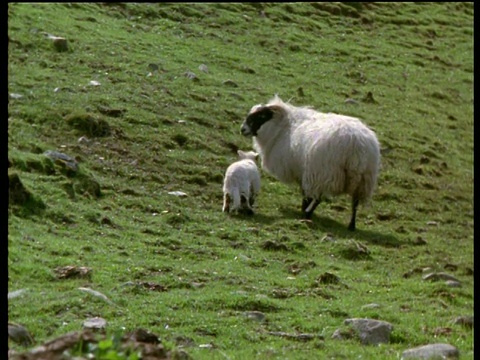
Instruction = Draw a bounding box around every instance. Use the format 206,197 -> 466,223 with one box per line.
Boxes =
8,3 -> 473,359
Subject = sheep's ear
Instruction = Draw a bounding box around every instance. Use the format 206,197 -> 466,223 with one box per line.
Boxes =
237,150 -> 245,158
266,104 -> 286,115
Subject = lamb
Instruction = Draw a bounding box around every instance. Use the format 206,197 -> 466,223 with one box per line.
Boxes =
222,150 -> 261,215
240,95 -> 380,231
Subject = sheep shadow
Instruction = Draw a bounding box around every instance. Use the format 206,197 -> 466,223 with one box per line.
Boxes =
225,210 -> 278,225
277,207 -> 405,248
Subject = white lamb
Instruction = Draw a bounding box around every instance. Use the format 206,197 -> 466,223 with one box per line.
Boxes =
222,150 -> 261,215
240,95 -> 380,231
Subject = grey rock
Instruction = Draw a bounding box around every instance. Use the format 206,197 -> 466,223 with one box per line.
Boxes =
401,343 -> 459,359
344,318 -> 393,345
43,150 -> 79,171
345,98 -> 359,105
244,311 -> 265,322
453,316 -> 473,329
361,303 -> 381,310
422,272 -> 460,282
83,317 -> 107,330
445,280 -> 461,287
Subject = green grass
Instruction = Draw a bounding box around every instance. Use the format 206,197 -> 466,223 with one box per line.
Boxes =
8,3 -> 473,359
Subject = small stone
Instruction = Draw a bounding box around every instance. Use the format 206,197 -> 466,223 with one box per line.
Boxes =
361,303 -> 381,310
422,272 -> 460,282
401,343 -> 459,359
184,71 -> 197,80
243,311 -> 265,322
445,280 -> 461,287
8,323 -> 34,346
10,93 -> 24,99
83,317 -> 107,330
198,64 -> 209,73
345,98 -> 358,105
453,316 -> 473,329
223,79 -> 238,87
168,191 -> 188,197
51,36 -> 68,52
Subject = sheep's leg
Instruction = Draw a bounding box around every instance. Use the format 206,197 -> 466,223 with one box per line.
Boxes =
302,197 -> 320,219
348,197 -> 359,231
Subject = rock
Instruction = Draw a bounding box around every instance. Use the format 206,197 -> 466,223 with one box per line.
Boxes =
453,316 -> 473,329
344,318 -> 393,345
10,93 -> 24,99
345,98 -> 358,105
401,343 -> 459,359
83,317 -> 107,331
243,311 -> 266,322
361,303 -> 381,310
8,323 -> 34,346
223,79 -> 238,87
445,280 -> 461,287
43,150 -> 79,172
50,36 -> 68,52
184,71 -> 198,80
168,191 -> 188,197
422,272 -> 460,282
198,64 -> 209,73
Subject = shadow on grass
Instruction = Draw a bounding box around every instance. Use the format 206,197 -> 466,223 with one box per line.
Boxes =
276,207 -> 406,248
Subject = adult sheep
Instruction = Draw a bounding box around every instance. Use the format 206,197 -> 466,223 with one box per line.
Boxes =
240,95 -> 380,231
222,150 -> 261,215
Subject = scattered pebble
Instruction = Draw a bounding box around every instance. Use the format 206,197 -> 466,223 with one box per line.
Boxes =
198,64 -> 209,73
168,191 -> 188,197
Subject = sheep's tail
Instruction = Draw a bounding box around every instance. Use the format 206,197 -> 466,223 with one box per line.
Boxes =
354,168 -> 379,205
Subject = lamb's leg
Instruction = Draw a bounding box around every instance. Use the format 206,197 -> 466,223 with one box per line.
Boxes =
302,197 -> 320,219
348,197 -> 359,231
241,195 -> 254,215
223,194 -> 231,213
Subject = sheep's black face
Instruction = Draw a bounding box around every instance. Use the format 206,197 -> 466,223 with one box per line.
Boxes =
241,107 -> 274,137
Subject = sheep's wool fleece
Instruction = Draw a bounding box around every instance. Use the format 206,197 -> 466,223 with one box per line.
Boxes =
252,97 -> 380,203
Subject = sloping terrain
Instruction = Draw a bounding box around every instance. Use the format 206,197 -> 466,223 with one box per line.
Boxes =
8,3 -> 473,359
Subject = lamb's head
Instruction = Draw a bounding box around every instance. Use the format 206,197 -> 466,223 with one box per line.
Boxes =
240,100 -> 287,137
237,150 -> 258,161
